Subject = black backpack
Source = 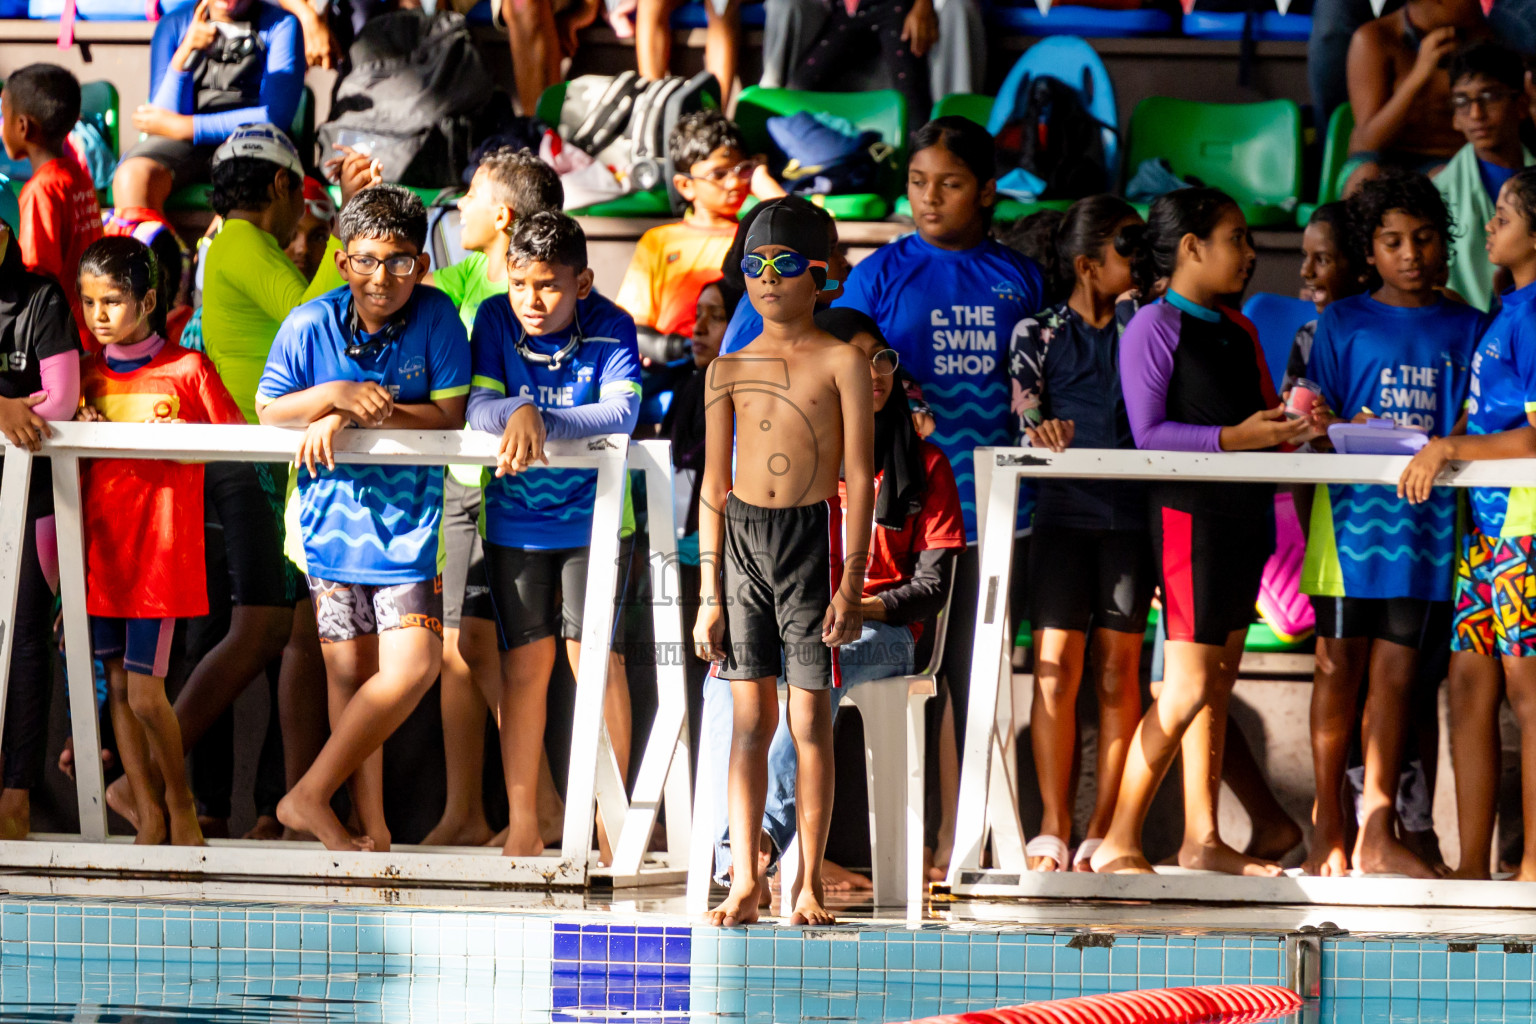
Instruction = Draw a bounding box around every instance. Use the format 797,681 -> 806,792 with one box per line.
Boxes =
318,9 -> 492,188
993,73 -> 1113,201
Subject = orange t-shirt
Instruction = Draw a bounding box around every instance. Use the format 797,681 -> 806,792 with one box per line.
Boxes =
19,156 -> 103,352
615,221 -> 736,338
81,342 -> 246,619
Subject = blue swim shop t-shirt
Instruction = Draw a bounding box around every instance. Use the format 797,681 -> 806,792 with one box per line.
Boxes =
469,291 -> 643,550
1468,279 -> 1536,538
257,286 -> 471,585
1301,294 -> 1481,600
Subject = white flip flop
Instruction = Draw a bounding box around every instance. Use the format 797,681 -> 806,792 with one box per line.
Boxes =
1072,837 -> 1103,870
1025,834 -> 1070,872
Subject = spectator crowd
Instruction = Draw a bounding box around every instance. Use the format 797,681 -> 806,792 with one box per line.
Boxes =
7,0 -> 1536,927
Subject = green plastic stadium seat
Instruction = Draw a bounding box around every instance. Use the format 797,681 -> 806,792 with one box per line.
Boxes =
733,86 -> 909,221
1245,620 -> 1312,652
1296,102 -> 1354,226
930,92 -> 993,126
1126,96 -> 1302,228
164,86 -> 316,213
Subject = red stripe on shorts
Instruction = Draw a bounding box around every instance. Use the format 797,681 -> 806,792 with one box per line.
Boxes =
1161,507 -> 1196,643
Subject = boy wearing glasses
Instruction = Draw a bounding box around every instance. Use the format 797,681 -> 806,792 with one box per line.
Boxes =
694,198 -> 874,926
257,185 -> 470,853
1436,41 -> 1532,312
466,212 -> 642,860
617,110 -> 783,354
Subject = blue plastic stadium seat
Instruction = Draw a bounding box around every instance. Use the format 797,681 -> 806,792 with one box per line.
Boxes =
1241,292 -> 1317,392
466,0 -> 493,24
0,0 -> 28,15
671,0 -> 765,28
988,5 -> 1172,36
1182,11 -> 1313,40
28,0 -> 149,17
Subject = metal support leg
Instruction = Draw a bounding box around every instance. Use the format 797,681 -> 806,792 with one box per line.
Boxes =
52,455 -> 107,840
0,451 -> 33,780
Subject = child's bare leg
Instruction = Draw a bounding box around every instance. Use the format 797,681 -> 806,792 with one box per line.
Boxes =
1447,651 -> 1502,879
1176,632 -> 1281,876
706,676 -> 776,926
321,635 -> 379,844
278,600 -> 328,823
786,685 -> 835,925
423,621 -> 497,846
1083,627 -> 1144,858
1030,627 -> 1086,870
1221,712 -> 1303,862
1503,656 -> 1536,880
702,0 -> 740,100
499,636 -> 558,857
105,660 -> 166,844
278,627 -> 442,851
567,640 -> 631,865
1091,635 -> 1237,874
126,669 -> 204,847
927,692 -> 958,881
1355,639 -> 1434,877
1306,636 -> 1368,875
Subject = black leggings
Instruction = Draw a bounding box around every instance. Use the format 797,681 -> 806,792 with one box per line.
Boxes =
2,499 -> 54,791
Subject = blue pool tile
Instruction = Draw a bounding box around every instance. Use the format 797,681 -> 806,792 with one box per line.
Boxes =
1140,946 -> 1166,976
914,940 -> 940,972
219,920 -> 245,949
610,932 -> 636,963
1420,980 -> 1448,1000
82,916 -> 109,945
1335,950 -> 1363,979
1195,948 -> 1222,978
1478,951 -> 1506,979
1363,950 -> 1389,980
1362,979 -> 1389,999
718,933 -> 745,965
1450,952 -> 1476,979
1332,979 -> 1362,997
1509,952 -> 1534,981
1391,980 -> 1418,999
1111,945 -> 1137,976
553,928 -> 580,961
191,918 -> 217,949
0,914 -> 25,941
664,935 -> 689,965
999,941 -> 1024,974
776,938 -> 804,968
1419,951 -> 1448,978
581,930 -> 608,963
1223,948 -> 1251,980
857,941 -> 884,970
1026,945 -> 1052,974
1477,980 -> 1504,1000
27,915 -> 54,943
940,940 -> 967,972
137,918 -> 162,947
1054,943 -> 1080,972
1082,946 -> 1109,974
832,939 -> 858,969
55,912 -> 81,945
1167,946 -> 1194,976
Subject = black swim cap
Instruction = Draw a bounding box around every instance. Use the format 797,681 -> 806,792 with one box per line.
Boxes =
742,197 -> 831,263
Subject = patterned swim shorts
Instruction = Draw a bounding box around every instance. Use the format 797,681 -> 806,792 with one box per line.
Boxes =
306,575 -> 445,644
1451,527 -> 1536,658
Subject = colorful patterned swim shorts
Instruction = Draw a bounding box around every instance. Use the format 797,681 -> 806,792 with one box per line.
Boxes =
1451,527 -> 1536,658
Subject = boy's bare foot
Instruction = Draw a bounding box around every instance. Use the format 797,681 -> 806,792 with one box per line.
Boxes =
244,815 -> 284,841
706,882 -> 763,926
500,820 -> 545,858
169,804 -> 207,847
823,860 -> 872,892
1302,822 -> 1351,878
105,777 -> 140,831
133,805 -> 167,846
421,815 -> 495,848
1090,838 -> 1155,874
0,788 -> 30,840
277,790 -> 373,852
1402,829 -> 1449,876
789,885 -> 836,926
1353,827 -> 1437,878
282,827 -> 317,842
1178,839 -> 1283,877
1245,815 -> 1303,863
198,816 -> 229,840
360,820 -> 392,854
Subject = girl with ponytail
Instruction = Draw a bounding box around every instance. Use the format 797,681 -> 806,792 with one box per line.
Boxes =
1006,195 -> 1150,874
1088,188 -> 1310,876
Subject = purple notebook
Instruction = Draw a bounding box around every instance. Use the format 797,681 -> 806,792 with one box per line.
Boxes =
1327,419 -> 1431,456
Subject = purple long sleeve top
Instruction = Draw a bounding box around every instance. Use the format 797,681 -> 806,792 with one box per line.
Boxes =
1118,296 -> 1227,453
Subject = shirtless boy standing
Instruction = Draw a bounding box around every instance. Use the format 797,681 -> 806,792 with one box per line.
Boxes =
694,198 -> 875,926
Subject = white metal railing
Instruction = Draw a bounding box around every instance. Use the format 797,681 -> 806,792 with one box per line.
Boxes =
947,447 -> 1536,897
0,425 -> 691,887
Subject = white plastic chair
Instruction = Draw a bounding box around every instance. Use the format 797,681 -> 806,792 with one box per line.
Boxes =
686,576 -> 956,914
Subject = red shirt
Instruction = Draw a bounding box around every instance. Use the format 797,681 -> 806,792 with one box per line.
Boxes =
19,156 -> 104,352
840,440 -> 967,640
81,342 -> 246,619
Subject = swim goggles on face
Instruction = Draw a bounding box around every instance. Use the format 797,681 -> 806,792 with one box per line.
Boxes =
740,252 -> 828,279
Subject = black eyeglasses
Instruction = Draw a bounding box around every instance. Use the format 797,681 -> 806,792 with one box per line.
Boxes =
342,253 -> 421,277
